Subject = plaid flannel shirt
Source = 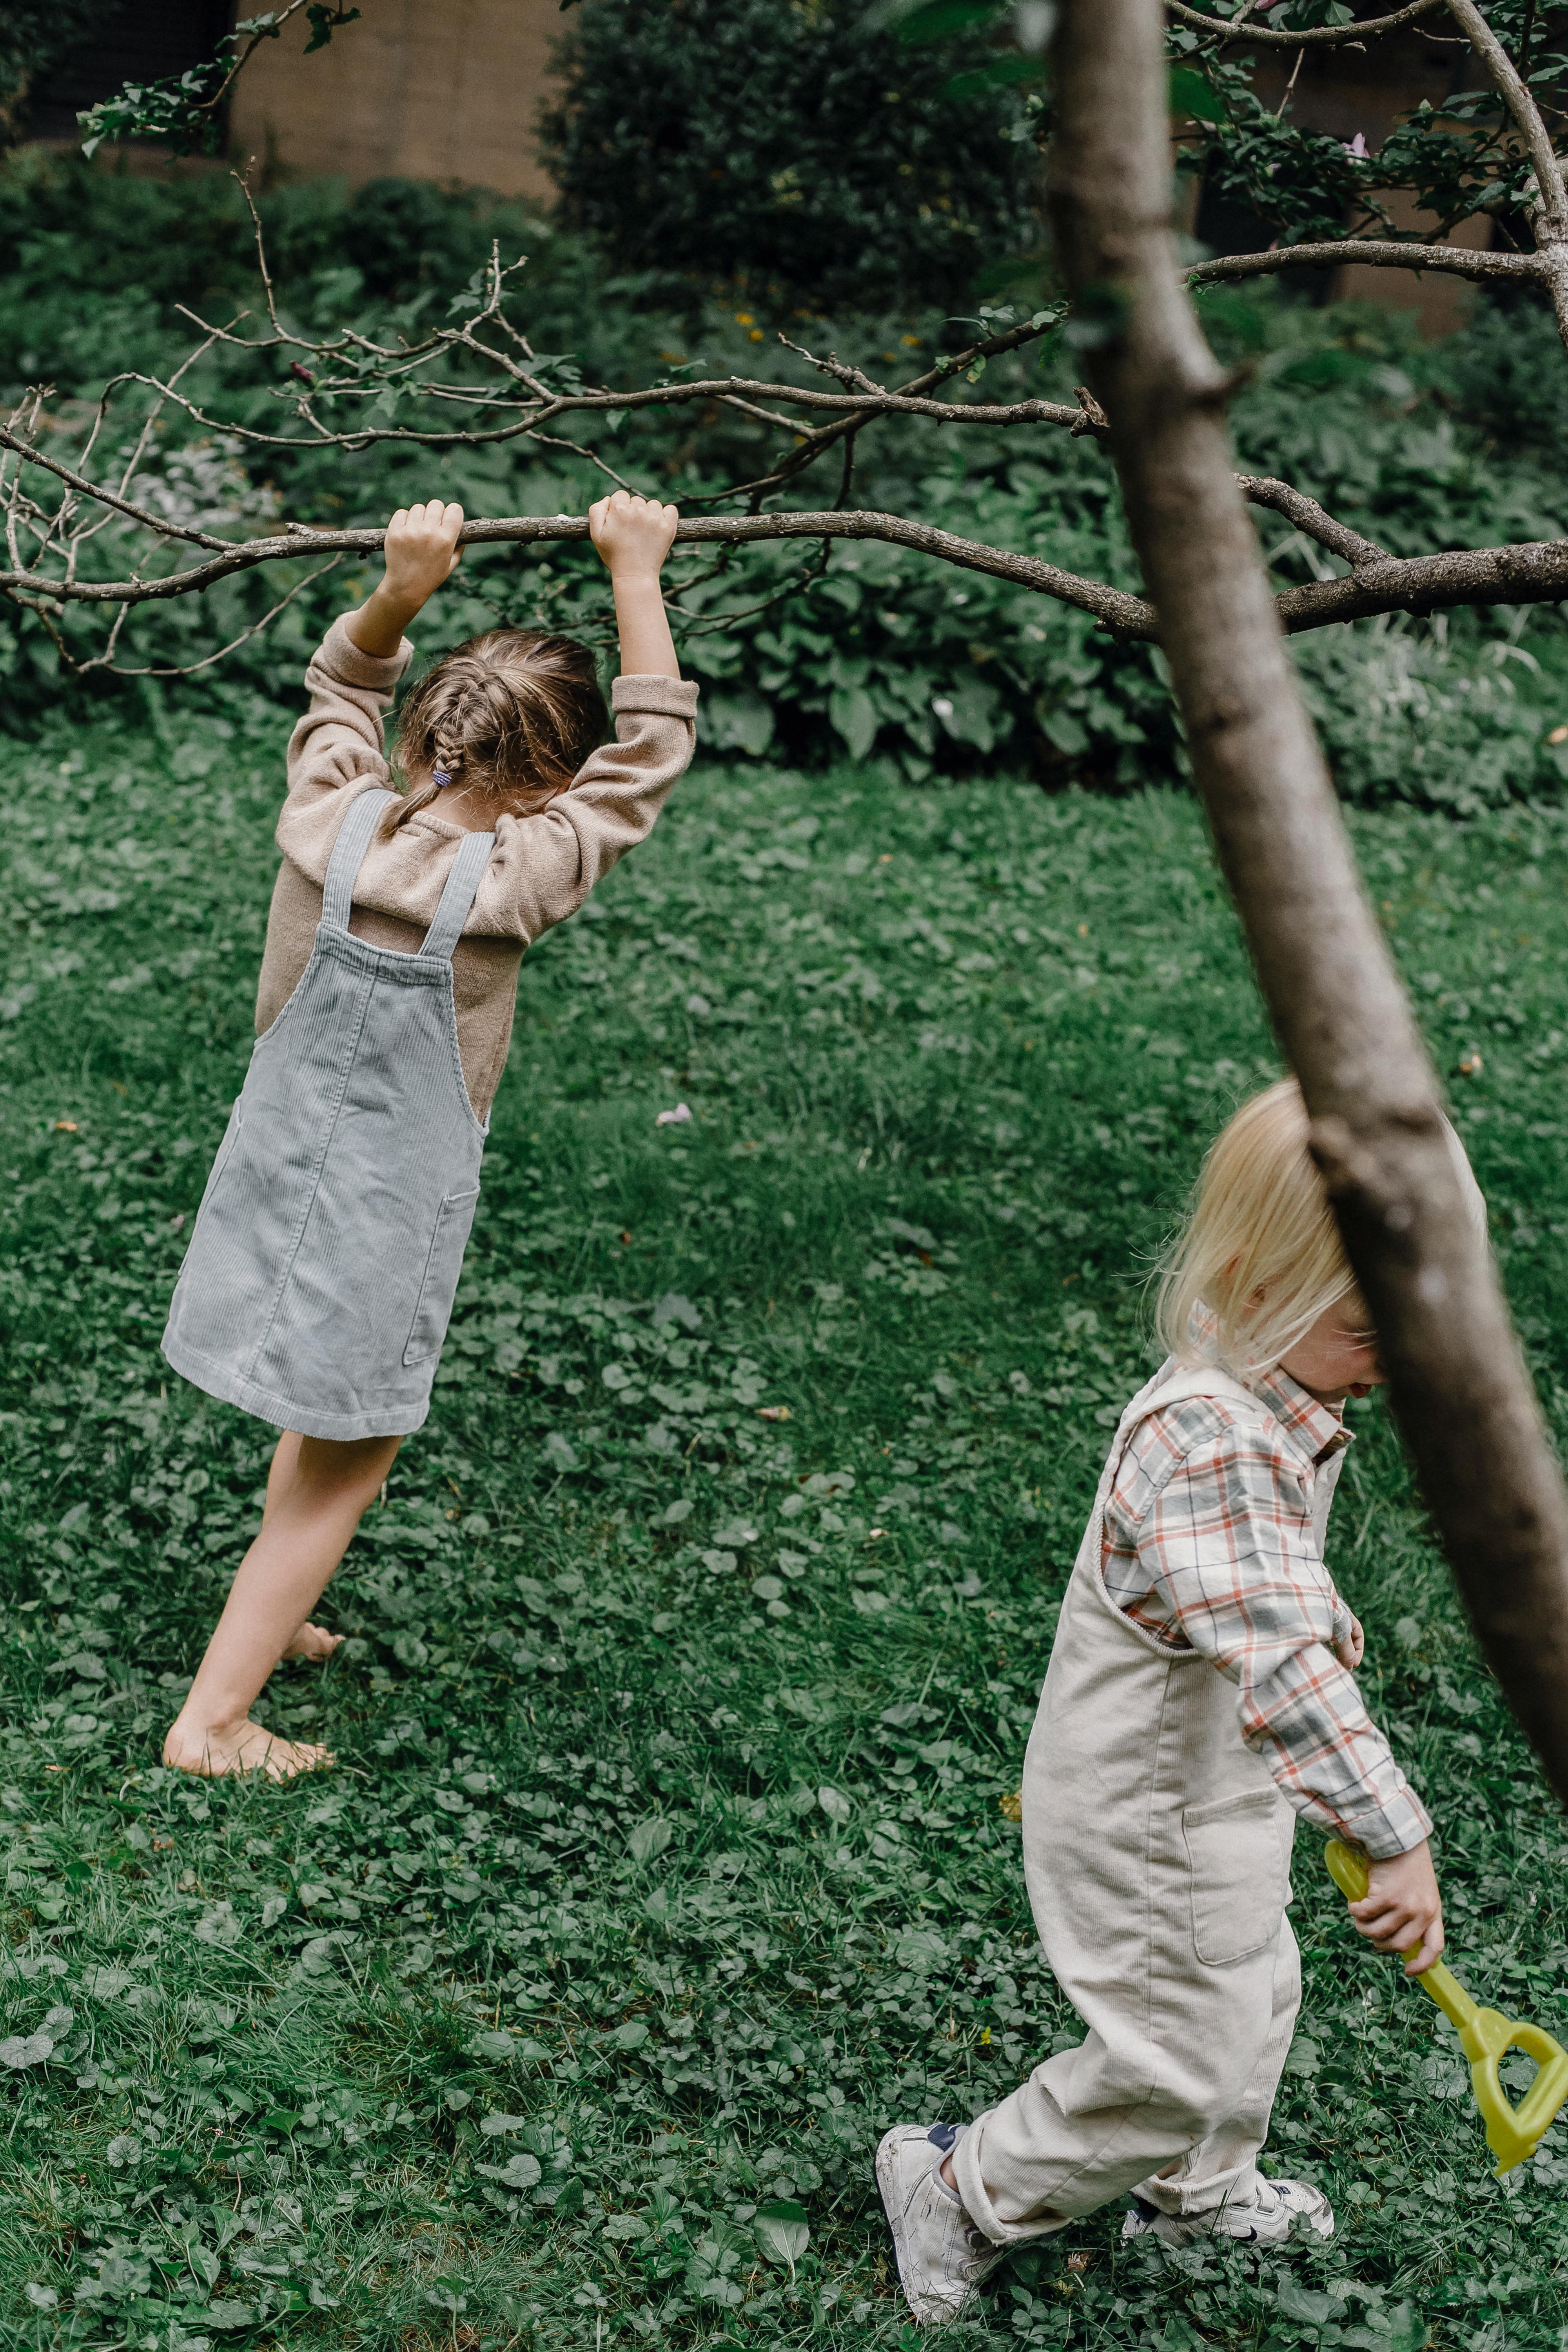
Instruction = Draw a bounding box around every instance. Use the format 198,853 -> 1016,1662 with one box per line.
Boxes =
1101,1360 -> 1432,1860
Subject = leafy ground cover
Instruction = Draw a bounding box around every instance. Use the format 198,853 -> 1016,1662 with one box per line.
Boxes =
4,708 -> 1568,2350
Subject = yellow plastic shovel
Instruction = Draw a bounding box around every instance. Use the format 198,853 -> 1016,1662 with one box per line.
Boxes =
1325,1839 -> 1568,2174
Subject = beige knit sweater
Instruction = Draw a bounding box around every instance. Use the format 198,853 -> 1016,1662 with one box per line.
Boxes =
254,615 -> 700,1117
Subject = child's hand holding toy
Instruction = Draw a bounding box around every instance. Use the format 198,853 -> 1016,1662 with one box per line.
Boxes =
1348,1839 -> 1445,1976
1327,1839 -> 1568,2173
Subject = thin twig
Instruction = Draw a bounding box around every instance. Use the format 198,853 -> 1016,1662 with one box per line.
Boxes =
65,557 -> 344,677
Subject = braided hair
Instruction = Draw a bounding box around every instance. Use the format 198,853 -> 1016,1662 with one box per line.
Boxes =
391,629 -> 608,826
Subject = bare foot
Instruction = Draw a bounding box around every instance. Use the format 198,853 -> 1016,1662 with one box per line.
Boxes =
163,1717 -> 334,1780
281,1621 -> 344,1663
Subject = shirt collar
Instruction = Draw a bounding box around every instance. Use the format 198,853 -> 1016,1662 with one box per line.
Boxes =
1186,1303 -> 1350,1468
1253,1358 -> 1350,1468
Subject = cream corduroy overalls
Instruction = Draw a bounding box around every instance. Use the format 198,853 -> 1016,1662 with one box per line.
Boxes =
954,1362 -> 1345,2238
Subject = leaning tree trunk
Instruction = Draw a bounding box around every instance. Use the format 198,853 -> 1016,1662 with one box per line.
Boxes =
1049,0 -> 1568,1799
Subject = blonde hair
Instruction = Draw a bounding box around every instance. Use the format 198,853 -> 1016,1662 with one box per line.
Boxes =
391,629 -> 608,828
1156,1076 -> 1486,1380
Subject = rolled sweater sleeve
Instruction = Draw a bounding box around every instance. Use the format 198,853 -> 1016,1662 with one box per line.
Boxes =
463,673 -> 699,945
1137,1424 -> 1434,1860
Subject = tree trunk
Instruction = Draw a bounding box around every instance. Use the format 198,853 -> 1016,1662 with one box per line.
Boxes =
1047,0 -> 1568,1800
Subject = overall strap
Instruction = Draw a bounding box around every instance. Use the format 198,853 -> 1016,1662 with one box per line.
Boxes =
321,788 -> 397,930
417,829 -> 496,962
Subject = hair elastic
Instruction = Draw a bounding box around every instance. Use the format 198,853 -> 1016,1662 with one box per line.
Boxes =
432,767 -> 454,789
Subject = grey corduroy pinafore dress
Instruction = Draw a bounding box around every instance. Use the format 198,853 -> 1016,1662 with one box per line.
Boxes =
163,787 -> 495,1442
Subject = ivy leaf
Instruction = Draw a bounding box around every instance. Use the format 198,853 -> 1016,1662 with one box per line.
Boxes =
304,3 -> 361,54
477,2149 -> 544,2190
628,1816 -> 674,1865
1278,2283 -> 1343,2327
469,2029 -> 517,2060
0,2032 -> 53,2068
753,2198 -> 811,2276
1169,64 -> 1229,123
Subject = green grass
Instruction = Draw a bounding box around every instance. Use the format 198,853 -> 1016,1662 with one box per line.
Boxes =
5,710 -> 1568,2352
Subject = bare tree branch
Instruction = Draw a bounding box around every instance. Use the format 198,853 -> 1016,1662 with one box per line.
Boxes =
1188,240 -> 1543,289
1235,476 -> 1388,566
1274,536 -> 1568,630
12,494 -> 1568,641
0,509 -> 1156,636
1167,0 -> 1444,45
1056,0 -> 1568,1810
4,82 -> 1564,681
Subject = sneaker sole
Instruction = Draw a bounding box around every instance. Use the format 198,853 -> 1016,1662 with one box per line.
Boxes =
875,2128 -> 973,2326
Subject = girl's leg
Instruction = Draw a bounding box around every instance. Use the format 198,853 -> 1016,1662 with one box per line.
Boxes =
262,1431 -> 351,1664
164,1430 -> 400,1780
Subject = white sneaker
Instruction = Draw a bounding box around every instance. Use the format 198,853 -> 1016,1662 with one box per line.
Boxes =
875,2123 -> 1007,2324
1122,2176 -> 1335,2248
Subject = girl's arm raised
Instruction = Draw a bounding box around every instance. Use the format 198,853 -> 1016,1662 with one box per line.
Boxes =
347,500 -> 465,658
589,492 -> 681,680
278,498 -> 465,823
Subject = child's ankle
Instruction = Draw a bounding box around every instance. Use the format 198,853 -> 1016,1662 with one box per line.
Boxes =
167,1705 -> 242,1749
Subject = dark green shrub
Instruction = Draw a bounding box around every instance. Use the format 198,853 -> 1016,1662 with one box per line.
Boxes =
539,0 -> 1041,312
0,151 -> 549,323
1438,287 -> 1568,473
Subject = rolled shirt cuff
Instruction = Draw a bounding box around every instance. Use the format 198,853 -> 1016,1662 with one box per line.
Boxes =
318,612 -> 414,691
611,674 -> 700,719
1332,1784 -> 1434,1860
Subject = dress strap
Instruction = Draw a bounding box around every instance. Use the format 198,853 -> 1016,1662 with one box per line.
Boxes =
418,829 -> 496,963
321,788 -> 397,930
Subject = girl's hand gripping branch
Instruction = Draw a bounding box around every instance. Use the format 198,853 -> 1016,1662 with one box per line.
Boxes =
347,499 -> 466,658
1348,1837 -> 1446,1975
590,490 -> 682,681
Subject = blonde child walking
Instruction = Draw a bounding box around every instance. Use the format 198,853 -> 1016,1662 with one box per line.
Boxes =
878,1078 -> 1484,2321
160,491 -> 696,1779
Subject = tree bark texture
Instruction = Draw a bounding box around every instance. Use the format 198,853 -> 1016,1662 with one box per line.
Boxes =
1049,0 -> 1568,1802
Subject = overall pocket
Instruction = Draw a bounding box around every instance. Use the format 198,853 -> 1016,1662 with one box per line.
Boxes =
403,1187 -> 481,1367
198,1103 -> 245,1210
1182,1789 -> 1287,1966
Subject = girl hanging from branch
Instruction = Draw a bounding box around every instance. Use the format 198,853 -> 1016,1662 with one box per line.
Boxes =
160,490 -> 697,1778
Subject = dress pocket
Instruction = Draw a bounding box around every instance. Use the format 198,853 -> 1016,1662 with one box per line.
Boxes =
1182,1789 -> 1287,1967
403,1186 -> 481,1367
199,1103 -> 245,1209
